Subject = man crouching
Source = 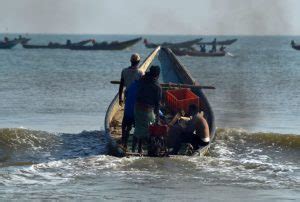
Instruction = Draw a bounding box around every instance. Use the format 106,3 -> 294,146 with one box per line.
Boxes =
167,104 -> 210,155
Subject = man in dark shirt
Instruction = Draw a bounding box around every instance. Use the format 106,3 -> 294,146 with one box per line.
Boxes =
211,38 -> 217,52
133,65 -> 162,154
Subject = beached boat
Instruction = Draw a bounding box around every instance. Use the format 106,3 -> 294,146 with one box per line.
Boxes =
105,47 -> 216,157
291,40 -> 300,50
0,39 -> 19,49
22,39 -> 92,49
172,48 -> 226,57
198,38 -> 237,46
70,37 -> 142,50
144,38 -> 202,49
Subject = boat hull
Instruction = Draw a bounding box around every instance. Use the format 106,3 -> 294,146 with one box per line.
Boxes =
172,49 -> 226,57
144,39 -> 202,49
197,38 -> 238,46
22,44 -> 68,49
22,39 -> 92,49
70,37 -> 142,50
0,40 -> 19,49
292,44 -> 300,50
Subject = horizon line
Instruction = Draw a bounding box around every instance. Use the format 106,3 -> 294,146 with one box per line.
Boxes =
0,32 -> 300,37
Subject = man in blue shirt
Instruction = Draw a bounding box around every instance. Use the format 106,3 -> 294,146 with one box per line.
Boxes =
122,80 -> 139,151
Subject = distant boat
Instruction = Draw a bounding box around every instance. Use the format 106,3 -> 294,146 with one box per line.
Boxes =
0,38 -> 19,49
171,48 -> 226,57
70,37 -> 142,50
144,38 -> 202,49
291,40 -> 300,50
197,39 -> 238,46
18,36 -> 31,44
22,39 -> 93,49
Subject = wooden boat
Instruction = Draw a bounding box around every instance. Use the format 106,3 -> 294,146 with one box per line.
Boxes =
291,40 -> 300,50
18,36 -> 31,44
22,43 -> 65,49
70,37 -> 142,50
105,47 -> 216,157
0,39 -> 19,49
22,39 -> 92,49
172,48 -> 226,57
198,38 -> 237,46
144,38 -> 202,49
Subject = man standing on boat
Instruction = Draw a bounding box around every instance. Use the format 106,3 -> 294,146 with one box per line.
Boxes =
133,65 -> 162,154
211,38 -> 217,52
291,40 -> 295,47
119,53 -> 143,150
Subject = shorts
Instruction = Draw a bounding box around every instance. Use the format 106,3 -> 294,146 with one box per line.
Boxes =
199,139 -> 209,146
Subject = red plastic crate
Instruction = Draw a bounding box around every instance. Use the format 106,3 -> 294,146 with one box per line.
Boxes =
165,88 -> 199,113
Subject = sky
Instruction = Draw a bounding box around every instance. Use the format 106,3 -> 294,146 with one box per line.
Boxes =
0,0 -> 299,35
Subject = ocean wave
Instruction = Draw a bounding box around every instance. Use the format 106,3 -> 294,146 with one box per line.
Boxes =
0,128 -> 58,150
0,128 -> 107,168
198,128 -> 300,189
215,128 -> 300,149
0,155 -> 138,186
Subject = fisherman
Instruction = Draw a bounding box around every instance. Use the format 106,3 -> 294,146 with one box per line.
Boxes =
167,104 -> 210,155
123,79 -> 139,151
143,39 -> 148,45
219,45 -> 226,52
133,65 -> 162,154
66,39 -> 71,46
211,38 -> 217,52
291,40 -> 295,47
200,44 -> 206,53
118,53 -> 143,150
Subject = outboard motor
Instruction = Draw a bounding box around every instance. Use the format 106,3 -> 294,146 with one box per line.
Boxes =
148,124 -> 168,157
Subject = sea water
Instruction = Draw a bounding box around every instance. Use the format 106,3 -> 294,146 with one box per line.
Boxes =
0,34 -> 299,201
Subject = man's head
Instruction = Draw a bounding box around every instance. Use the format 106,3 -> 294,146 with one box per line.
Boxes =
130,53 -> 140,66
149,65 -> 160,78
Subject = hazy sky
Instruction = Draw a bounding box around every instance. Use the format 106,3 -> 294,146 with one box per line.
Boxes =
0,0 -> 299,35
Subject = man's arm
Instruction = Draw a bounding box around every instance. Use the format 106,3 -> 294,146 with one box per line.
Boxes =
200,116 -> 210,139
154,86 -> 162,118
168,113 -> 181,126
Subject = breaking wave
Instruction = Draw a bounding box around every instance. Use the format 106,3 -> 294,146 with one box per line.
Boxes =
201,128 -> 300,189
0,128 -> 107,167
215,128 -> 300,149
0,127 -> 299,190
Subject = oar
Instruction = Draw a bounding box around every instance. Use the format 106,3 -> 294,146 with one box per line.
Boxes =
110,81 -> 215,89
